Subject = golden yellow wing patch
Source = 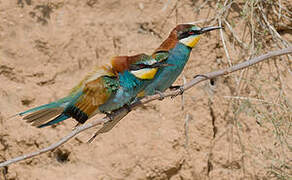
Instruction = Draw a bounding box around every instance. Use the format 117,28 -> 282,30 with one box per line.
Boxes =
75,77 -> 110,116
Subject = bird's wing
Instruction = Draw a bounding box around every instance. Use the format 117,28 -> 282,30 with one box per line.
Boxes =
69,65 -> 115,95
67,65 -> 118,118
73,76 -> 118,117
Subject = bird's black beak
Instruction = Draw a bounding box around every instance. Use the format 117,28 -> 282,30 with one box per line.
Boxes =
199,26 -> 223,34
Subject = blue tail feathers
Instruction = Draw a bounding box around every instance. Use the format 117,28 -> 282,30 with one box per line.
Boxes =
19,96 -> 73,116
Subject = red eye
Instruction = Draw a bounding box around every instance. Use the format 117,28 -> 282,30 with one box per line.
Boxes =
188,31 -> 195,35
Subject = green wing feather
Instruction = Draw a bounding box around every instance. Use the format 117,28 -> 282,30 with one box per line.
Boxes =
72,68 -> 118,118
152,51 -> 169,63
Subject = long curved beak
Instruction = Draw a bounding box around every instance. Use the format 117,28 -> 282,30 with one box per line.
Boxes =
199,26 -> 223,34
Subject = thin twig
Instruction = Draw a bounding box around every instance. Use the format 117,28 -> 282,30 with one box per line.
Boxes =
194,0 -> 211,13
223,19 -> 248,49
184,113 -> 190,148
161,0 -> 171,11
181,75 -> 187,111
188,17 -> 215,25
223,96 -> 284,107
218,18 -> 232,66
278,0 -> 282,20
0,47 -> 291,168
216,0 -> 232,66
258,3 -> 290,47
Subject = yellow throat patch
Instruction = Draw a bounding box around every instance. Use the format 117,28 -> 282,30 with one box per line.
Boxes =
179,35 -> 201,48
131,68 -> 158,79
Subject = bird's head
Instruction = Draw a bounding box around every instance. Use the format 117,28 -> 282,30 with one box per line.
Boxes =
155,24 -> 222,52
176,24 -> 222,48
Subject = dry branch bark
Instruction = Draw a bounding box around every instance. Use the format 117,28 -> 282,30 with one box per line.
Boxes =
0,47 -> 291,168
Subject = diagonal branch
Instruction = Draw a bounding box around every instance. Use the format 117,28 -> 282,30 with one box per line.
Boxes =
0,47 -> 291,168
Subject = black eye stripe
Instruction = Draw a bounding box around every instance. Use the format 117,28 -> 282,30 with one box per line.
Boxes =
178,31 -> 190,39
191,30 -> 201,34
178,30 -> 201,40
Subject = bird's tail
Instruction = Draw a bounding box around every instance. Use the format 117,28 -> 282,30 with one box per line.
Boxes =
37,114 -> 69,128
18,96 -> 72,128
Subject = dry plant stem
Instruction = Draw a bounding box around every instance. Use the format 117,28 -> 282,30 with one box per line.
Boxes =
184,113 -> 190,148
223,19 -> 248,49
0,47 -> 291,168
218,19 -> 231,66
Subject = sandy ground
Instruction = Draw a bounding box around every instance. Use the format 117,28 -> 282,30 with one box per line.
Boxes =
0,0 -> 291,179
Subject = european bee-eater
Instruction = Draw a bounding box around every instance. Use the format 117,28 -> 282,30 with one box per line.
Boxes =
98,53 -> 169,112
17,24 -> 220,128
18,53 -> 168,128
139,24 -> 222,97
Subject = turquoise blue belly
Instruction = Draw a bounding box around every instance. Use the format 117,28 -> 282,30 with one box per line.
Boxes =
144,43 -> 191,95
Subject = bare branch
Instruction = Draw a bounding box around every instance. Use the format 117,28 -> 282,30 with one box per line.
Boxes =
0,47 -> 291,168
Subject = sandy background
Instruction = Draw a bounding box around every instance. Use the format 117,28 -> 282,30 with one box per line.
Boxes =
0,0 -> 291,179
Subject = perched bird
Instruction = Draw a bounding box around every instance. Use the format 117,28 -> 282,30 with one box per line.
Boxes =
88,24 -> 222,143
18,24 -> 220,128
138,24 -> 222,97
18,53 -> 169,128
99,52 -> 169,112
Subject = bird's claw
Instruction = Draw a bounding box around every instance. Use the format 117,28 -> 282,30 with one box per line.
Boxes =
178,86 -> 184,95
171,86 -> 184,98
124,104 -> 132,113
103,112 -> 114,121
155,90 -> 165,101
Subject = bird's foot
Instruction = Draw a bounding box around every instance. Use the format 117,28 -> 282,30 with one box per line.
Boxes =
171,86 -> 184,98
103,111 -> 114,121
155,90 -> 165,101
124,104 -> 132,113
